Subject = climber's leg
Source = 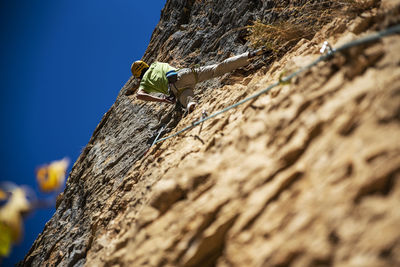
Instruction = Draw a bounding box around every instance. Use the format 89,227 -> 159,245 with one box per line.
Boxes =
175,52 -> 251,89
196,52 -> 251,82
178,87 -> 196,112
173,52 -> 251,113
175,68 -> 197,89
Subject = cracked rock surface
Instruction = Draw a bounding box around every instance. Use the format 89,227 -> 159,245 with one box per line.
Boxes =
21,0 -> 400,266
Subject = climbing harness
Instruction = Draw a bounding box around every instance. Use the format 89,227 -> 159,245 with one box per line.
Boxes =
166,70 -> 179,103
166,70 -> 178,83
151,24 -> 400,145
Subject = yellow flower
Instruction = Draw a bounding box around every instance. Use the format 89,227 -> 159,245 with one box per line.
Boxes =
0,187 -> 31,256
36,158 -> 70,192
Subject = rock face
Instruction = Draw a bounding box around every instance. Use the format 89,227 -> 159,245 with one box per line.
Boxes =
22,0 -> 400,266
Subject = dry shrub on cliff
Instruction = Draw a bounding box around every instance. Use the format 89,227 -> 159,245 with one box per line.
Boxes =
247,0 -> 377,52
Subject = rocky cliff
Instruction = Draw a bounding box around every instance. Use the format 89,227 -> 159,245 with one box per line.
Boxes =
21,0 -> 400,266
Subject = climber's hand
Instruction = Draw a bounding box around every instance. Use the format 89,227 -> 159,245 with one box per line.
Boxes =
163,95 -> 176,104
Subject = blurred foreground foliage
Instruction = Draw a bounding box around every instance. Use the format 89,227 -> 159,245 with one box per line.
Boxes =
0,158 -> 69,259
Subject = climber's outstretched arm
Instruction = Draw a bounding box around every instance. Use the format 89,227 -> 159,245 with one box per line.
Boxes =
136,89 -> 173,104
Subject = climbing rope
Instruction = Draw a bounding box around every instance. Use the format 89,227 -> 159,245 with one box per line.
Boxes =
154,24 -> 400,145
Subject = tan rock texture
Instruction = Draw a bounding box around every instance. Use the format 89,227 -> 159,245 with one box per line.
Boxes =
22,1 -> 400,266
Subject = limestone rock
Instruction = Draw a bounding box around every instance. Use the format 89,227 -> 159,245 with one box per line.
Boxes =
21,1 -> 400,266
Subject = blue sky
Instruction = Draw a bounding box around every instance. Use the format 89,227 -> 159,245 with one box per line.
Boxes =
0,0 -> 166,265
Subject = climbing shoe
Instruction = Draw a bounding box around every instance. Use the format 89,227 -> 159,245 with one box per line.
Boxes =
187,102 -> 197,114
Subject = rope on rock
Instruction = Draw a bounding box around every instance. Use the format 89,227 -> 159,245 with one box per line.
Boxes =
154,24 -> 400,145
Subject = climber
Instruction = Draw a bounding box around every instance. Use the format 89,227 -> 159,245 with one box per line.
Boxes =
131,48 -> 266,113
